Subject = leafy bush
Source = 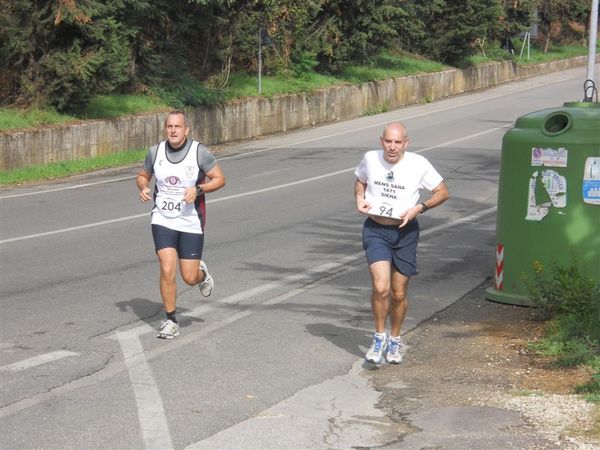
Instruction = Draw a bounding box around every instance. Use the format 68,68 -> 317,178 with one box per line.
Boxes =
523,257 -> 599,317
292,51 -> 320,78
523,257 -> 600,401
575,357 -> 600,399
151,79 -> 225,109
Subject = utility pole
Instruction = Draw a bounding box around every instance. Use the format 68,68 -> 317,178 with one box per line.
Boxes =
258,26 -> 263,94
586,0 -> 598,84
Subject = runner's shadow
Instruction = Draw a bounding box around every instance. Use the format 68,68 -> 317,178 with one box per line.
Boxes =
305,323 -> 368,358
115,298 -> 205,327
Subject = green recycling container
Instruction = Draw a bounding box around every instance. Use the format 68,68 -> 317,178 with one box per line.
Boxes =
485,102 -> 600,306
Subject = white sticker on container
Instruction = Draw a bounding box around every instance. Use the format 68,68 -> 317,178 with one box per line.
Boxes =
525,170 -> 567,221
583,157 -> 600,205
542,169 -> 567,208
531,147 -> 568,167
526,171 -> 549,221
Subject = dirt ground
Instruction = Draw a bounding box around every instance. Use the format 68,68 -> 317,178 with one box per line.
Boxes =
372,282 -> 600,449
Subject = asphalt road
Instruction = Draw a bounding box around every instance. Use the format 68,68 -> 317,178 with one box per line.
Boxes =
0,66 -> 591,449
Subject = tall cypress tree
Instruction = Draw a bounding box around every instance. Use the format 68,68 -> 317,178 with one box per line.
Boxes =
1,0 -> 130,111
309,0 -> 408,73
414,0 -> 503,66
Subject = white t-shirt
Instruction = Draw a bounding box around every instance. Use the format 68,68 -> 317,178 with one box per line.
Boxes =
354,150 -> 443,219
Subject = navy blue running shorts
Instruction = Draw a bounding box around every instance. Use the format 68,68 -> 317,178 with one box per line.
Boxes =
151,224 -> 204,260
362,217 -> 419,276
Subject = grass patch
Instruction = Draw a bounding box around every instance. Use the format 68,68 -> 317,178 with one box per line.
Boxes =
0,52 -> 447,131
523,257 -> 600,402
0,45 -> 587,132
575,357 -> 600,402
80,94 -> 170,119
152,80 -> 226,109
529,320 -> 600,403
224,71 -> 343,98
0,108 -> 77,132
515,42 -> 591,64
463,41 -> 592,67
340,52 -> 446,84
0,43 -> 592,185
363,104 -> 389,116
0,149 -> 146,186
512,390 -> 543,397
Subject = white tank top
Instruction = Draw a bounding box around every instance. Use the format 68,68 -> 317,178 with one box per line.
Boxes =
151,141 -> 203,234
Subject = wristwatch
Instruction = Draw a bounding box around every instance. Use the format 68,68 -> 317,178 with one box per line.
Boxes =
196,185 -> 204,196
420,202 -> 428,213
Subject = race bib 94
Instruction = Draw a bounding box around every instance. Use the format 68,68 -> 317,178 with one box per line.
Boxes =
370,200 -> 402,219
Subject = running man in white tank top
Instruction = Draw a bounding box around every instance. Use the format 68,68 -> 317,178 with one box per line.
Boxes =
354,122 -> 449,364
136,111 -> 226,339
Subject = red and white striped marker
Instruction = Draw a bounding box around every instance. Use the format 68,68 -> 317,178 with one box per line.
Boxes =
495,244 -> 504,290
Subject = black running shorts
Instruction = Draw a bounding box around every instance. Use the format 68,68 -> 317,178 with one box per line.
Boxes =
151,224 -> 204,260
362,217 -> 419,276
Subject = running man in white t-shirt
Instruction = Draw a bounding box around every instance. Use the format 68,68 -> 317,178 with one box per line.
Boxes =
354,122 -> 449,364
136,111 -> 226,339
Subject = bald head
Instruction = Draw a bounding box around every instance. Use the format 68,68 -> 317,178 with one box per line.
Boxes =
380,122 -> 409,164
382,122 -> 407,140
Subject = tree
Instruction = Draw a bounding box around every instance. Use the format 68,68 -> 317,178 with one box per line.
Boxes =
537,0 -> 591,53
308,0 -> 408,73
1,0 -> 130,111
0,0 -> 590,112
409,0 -> 503,66
497,0 -> 536,37
393,0 -> 445,56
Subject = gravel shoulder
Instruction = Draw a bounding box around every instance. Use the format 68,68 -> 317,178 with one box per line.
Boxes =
370,282 -> 600,449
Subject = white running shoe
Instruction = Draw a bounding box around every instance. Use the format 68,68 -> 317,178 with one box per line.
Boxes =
198,260 -> 214,297
365,333 -> 388,364
157,319 -> 180,339
386,337 -> 408,364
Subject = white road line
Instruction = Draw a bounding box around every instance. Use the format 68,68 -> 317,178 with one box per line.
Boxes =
0,350 -> 78,372
424,206 -> 498,235
0,175 -> 134,199
114,264 -> 362,450
117,330 -> 174,450
125,204 -> 499,340
0,98 -> 493,199
0,205 -> 497,420
217,69 -> 582,160
114,205 -> 498,449
221,107 -> 510,160
124,252 -> 367,339
0,66 -> 580,200
0,169 -> 350,244
0,214 -> 148,244
0,127 -> 506,246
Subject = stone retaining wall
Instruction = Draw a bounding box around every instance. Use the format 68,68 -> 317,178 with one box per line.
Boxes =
0,56 -> 590,171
